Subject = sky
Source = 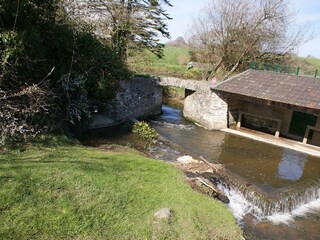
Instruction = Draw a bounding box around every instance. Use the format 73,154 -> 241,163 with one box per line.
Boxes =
161,0 -> 320,58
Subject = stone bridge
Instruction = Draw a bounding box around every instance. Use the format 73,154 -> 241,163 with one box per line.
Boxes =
89,76 -> 229,131
158,77 -> 228,130
158,77 -> 210,92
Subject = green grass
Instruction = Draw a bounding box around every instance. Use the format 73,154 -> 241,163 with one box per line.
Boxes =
129,45 -> 320,80
304,56 -> 320,70
129,46 -> 203,79
0,140 -> 242,239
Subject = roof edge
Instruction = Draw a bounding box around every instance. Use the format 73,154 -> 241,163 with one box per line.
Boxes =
212,69 -> 251,90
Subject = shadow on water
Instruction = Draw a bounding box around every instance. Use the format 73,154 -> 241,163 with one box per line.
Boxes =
152,105 -> 320,240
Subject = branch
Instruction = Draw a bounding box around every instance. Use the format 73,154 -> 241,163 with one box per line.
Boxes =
13,0 -> 20,31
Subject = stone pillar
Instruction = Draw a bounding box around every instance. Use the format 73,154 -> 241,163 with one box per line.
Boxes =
280,109 -> 293,135
311,115 -> 320,146
183,89 -> 228,130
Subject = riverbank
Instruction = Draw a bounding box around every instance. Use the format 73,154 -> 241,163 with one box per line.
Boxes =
0,135 -> 242,239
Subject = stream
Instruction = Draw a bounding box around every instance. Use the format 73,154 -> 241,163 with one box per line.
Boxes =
151,105 -> 320,240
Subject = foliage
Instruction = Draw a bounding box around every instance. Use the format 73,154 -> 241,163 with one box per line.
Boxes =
67,0 -> 172,61
163,86 -> 185,100
57,73 -> 91,134
0,83 -> 51,146
132,121 -> 158,140
0,143 -> 243,239
0,0 -> 131,142
188,0 -> 313,80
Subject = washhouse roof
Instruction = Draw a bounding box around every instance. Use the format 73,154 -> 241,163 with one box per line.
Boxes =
213,69 -> 320,111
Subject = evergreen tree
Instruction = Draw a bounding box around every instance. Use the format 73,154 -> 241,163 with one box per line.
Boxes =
68,0 -> 172,61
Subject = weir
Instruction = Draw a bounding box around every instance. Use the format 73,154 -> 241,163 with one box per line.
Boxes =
222,128 -> 320,157
213,175 -> 320,224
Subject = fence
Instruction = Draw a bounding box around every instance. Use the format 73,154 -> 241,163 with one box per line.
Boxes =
249,61 -> 319,78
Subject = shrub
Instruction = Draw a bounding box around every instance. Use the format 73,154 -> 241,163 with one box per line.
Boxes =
132,121 -> 158,140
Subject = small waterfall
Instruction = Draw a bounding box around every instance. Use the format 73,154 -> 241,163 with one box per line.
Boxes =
213,177 -> 320,225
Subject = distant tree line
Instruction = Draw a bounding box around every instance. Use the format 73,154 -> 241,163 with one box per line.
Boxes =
0,0 -> 171,145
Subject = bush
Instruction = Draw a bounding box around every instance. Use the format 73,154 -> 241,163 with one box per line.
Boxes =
132,121 -> 158,140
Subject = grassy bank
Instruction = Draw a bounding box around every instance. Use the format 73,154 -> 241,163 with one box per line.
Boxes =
128,46 -> 202,79
0,137 -> 242,239
129,45 -> 320,80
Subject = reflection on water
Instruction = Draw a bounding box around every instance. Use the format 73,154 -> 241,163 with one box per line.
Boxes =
278,149 -> 307,181
153,105 -> 320,192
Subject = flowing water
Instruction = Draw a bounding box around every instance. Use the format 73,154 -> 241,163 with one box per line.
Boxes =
151,105 -> 320,240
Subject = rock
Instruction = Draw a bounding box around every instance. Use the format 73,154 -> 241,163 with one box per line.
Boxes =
154,208 -> 171,219
88,114 -> 119,129
217,194 -> 230,203
177,155 -> 199,164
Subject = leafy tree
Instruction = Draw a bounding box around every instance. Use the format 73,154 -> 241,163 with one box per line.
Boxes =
67,0 -> 172,61
188,0 -> 313,80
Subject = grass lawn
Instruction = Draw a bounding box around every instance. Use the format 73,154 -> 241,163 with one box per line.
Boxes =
0,138 -> 242,239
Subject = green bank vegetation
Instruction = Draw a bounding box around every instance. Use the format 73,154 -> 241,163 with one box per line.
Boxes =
129,45 -> 320,81
128,46 -> 202,80
0,137 -> 242,240
305,56 -> 320,71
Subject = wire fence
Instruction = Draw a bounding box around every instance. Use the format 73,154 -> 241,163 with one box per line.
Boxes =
249,61 -> 319,78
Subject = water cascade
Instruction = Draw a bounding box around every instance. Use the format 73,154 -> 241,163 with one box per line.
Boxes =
213,177 -> 320,224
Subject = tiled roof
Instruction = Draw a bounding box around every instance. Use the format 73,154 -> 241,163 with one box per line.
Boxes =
213,69 -> 320,111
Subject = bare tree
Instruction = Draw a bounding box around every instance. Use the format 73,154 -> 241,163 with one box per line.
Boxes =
66,0 -> 172,61
188,0 -> 312,80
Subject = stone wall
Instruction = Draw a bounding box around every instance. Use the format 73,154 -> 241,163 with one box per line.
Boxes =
89,77 -> 163,129
183,89 -> 228,130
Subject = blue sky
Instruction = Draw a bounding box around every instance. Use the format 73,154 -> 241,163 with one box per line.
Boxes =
162,0 -> 320,58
